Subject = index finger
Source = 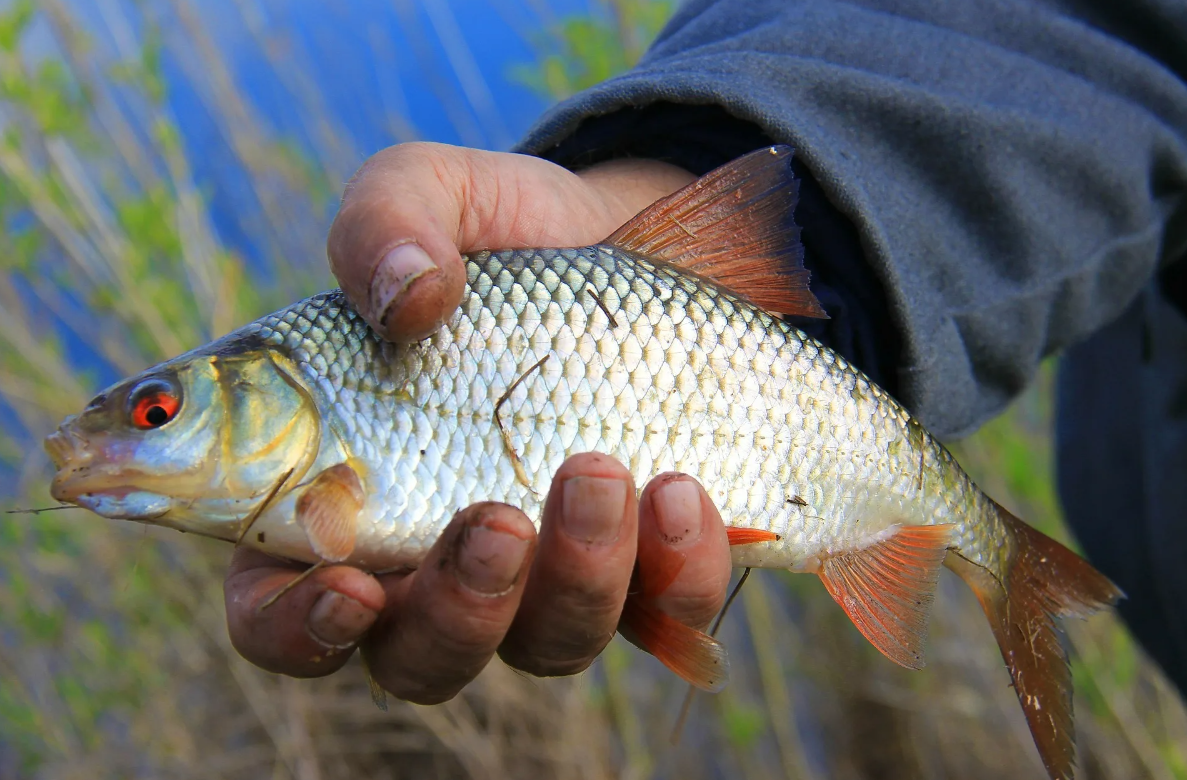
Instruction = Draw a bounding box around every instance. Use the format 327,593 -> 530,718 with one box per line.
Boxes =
327,143 -> 470,343
326,143 -> 690,343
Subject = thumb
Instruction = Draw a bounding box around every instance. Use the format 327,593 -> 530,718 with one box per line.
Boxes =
326,143 -> 613,342
326,142 -> 694,343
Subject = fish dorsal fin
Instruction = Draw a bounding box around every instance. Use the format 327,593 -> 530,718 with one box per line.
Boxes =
814,523 -> 955,670
603,146 -> 827,318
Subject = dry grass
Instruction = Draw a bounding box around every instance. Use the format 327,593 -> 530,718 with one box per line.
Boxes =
0,2 -> 1184,779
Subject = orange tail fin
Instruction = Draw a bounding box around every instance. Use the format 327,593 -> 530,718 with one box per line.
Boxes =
947,503 -> 1122,780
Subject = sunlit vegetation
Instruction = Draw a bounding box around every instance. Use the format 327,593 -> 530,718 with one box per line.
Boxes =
0,1 -> 1183,778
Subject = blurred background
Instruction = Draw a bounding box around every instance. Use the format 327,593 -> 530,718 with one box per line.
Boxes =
0,1 -> 1184,778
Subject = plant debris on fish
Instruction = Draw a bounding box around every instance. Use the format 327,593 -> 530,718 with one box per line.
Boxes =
45,146 -> 1121,780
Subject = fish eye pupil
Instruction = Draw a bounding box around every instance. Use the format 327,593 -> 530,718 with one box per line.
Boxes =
129,381 -> 181,429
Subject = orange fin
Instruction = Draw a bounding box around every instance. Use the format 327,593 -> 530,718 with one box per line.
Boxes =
816,523 -> 954,670
295,463 -> 363,563
636,550 -> 686,600
947,504 -> 1122,780
603,145 -> 827,318
726,527 -> 781,546
621,596 -> 729,693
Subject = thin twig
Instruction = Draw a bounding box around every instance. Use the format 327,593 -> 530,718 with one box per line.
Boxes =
671,568 -> 752,745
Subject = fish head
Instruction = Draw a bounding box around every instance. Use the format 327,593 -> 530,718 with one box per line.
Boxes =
45,346 -> 322,539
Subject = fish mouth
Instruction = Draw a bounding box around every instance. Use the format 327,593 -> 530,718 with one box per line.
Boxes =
46,425 -> 95,504
46,429 -> 171,520
49,471 -> 172,520
75,489 -> 172,520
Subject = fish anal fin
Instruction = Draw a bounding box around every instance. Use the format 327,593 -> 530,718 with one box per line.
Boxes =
603,146 -> 827,319
816,523 -> 955,670
727,527 -> 780,546
947,504 -> 1122,780
295,462 -> 363,563
636,550 -> 686,600
620,596 -> 729,693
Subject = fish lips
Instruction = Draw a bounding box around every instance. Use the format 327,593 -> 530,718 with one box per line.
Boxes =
72,490 -> 173,521
49,473 -> 172,520
46,433 -> 173,521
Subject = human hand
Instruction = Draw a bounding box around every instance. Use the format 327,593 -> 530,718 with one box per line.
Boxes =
223,144 -> 732,702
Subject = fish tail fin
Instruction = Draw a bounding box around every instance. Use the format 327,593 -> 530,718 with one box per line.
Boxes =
947,502 -> 1122,780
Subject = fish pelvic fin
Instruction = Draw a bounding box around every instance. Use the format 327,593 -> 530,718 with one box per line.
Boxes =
620,596 -> 729,693
602,145 -> 827,319
812,523 -> 955,670
946,503 -> 1123,780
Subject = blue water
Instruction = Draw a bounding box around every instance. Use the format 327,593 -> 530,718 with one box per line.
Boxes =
159,0 -> 570,270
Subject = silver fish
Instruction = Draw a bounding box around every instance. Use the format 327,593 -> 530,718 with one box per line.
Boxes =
45,147 -> 1120,780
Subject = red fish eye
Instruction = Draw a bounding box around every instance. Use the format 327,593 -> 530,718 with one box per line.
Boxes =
131,392 -> 180,429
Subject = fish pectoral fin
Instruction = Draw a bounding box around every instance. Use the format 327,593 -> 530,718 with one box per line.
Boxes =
620,596 -> 729,693
813,523 -> 955,670
295,462 -> 364,563
602,145 -> 827,319
726,527 -> 781,546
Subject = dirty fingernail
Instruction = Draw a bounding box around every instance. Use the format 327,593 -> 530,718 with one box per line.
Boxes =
653,479 -> 703,548
562,476 -> 628,544
369,243 -> 437,330
307,590 -> 378,649
456,525 -> 531,596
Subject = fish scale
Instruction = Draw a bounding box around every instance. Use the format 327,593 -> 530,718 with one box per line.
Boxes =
240,244 -> 1011,578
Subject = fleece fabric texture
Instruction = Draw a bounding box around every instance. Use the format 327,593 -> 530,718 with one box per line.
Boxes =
514,0 -> 1187,690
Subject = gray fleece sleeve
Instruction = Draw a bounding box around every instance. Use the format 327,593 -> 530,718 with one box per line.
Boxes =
516,0 -> 1187,438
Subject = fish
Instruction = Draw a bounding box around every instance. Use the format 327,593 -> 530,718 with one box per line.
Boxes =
44,146 -> 1120,780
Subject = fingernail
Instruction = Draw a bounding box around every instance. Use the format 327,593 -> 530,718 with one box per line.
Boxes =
369,242 -> 436,329
456,525 -> 531,596
307,590 -> 377,649
653,479 -> 703,548
562,476 -> 628,544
